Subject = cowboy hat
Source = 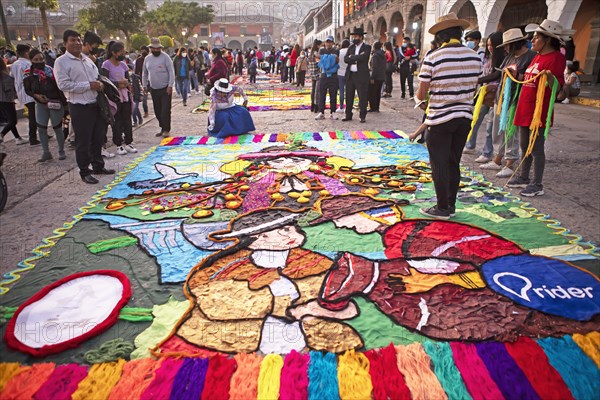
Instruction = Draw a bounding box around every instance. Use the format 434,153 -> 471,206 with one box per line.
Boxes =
525,19 -> 568,43
149,37 -> 163,48
428,12 -> 471,35
309,194 -> 406,225
214,78 -> 233,93
210,209 -> 303,240
497,28 -> 529,48
351,27 -> 366,36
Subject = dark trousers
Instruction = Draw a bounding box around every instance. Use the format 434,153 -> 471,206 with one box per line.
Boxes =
198,70 -> 205,85
249,73 -> 256,83
384,70 -> 393,94
269,61 -> 275,73
150,87 -> 172,133
281,65 -> 288,83
25,102 -> 38,142
426,117 -> 471,210
69,103 -> 107,176
400,66 -> 414,97
0,102 -> 21,138
345,72 -> 369,120
318,75 -> 338,114
288,66 -> 295,82
518,126 -> 545,185
296,71 -> 306,86
112,101 -> 133,146
236,64 -> 243,75
311,78 -> 320,109
368,79 -> 384,111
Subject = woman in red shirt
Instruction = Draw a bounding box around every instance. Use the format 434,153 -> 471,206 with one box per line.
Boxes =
206,49 -> 229,89
288,44 -> 299,83
507,20 -> 566,197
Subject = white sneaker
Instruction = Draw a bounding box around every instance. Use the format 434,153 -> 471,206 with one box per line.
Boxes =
101,147 -> 115,158
475,155 -> 492,163
562,98 -> 570,104
330,114 -> 339,120
480,160 -> 502,170
315,112 -> 325,120
335,107 -> 345,114
15,138 -> 28,145
116,145 -> 127,155
496,166 -> 514,177
124,144 -> 138,153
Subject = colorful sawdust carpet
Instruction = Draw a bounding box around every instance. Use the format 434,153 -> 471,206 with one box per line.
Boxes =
0,131 -> 599,399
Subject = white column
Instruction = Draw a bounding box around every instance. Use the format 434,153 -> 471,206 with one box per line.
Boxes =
546,0 -> 583,29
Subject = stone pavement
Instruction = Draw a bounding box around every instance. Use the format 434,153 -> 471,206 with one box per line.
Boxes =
0,76 -> 598,276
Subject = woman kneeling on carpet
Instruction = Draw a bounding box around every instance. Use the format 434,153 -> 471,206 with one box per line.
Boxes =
207,78 -> 256,138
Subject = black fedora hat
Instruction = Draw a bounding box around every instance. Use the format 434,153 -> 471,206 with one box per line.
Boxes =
351,27 -> 366,36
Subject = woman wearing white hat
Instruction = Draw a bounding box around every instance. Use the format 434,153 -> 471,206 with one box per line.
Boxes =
507,20 -> 567,197
207,78 -> 255,138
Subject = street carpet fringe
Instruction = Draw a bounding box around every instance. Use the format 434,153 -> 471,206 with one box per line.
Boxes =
230,353 -> 263,400
364,349 -> 387,400
307,351 -> 339,400
140,358 -> 184,400
72,359 -> 125,400
280,350 -> 309,400
537,336 -> 600,400
423,341 -> 472,400
337,349 -> 372,400
0,145 -> 157,296
1,363 -> 55,400
0,363 -> 24,391
108,358 -> 163,400
201,355 -> 236,400
33,364 -> 88,400
395,343 -> 447,400
257,354 -> 284,400
504,337 -> 574,400
379,343 -> 412,400
572,331 -> 600,368
450,342 -> 504,400
475,342 -> 539,400
170,358 -> 208,400
83,338 -> 135,364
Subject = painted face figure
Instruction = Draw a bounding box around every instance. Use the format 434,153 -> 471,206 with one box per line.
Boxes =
266,156 -> 313,173
248,225 -> 305,251
333,213 -> 382,234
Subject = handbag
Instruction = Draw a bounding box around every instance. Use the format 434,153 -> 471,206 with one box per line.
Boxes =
483,83 -> 498,107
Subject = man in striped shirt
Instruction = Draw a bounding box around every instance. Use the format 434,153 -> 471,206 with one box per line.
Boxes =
415,13 -> 482,219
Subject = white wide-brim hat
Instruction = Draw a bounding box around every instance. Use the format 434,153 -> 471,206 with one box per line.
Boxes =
497,28 -> 529,48
525,19 -> 570,44
214,78 -> 233,93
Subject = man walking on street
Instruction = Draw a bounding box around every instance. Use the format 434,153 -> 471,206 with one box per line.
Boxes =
143,38 -> 175,138
315,36 -> 339,120
55,29 -> 115,184
135,46 -> 150,117
11,44 -> 40,145
343,27 -> 371,123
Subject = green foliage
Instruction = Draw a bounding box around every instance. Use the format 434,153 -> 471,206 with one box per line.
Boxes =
143,1 -> 214,41
158,35 -> 175,49
85,0 -> 146,44
0,37 -> 6,48
74,9 -> 113,39
24,0 -> 58,11
130,33 -> 150,50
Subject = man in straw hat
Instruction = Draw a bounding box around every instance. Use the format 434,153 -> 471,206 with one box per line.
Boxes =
507,19 -> 567,197
142,37 -> 175,138
415,12 -> 482,219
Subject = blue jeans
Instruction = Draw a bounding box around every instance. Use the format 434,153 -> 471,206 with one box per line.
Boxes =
337,75 -> 346,108
36,102 -> 65,155
190,70 -> 199,92
176,77 -> 189,102
465,104 -> 490,150
133,101 -> 143,124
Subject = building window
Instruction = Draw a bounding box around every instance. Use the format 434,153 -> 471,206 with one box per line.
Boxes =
241,26 -> 247,35
220,27 -> 226,34
200,27 -> 209,36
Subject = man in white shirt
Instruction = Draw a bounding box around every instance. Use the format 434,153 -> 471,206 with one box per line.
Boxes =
143,38 -> 175,138
10,44 -> 39,145
55,29 -> 115,184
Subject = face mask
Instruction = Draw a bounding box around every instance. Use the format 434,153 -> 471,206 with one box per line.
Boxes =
353,39 -> 361,45
526,41 -> 533,49
181,52 -> 187,58
32,62 -> 45,70
117,55 -> 126,61
466,41 -> 476,49
152,50 -> 162,57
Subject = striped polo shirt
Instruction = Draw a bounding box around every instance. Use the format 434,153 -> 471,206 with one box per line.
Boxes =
418,44 -> 482,126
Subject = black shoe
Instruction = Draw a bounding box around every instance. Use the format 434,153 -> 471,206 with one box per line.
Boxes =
368,109 -> 379,113
341,117 -> 352,121
360,118 -> 366,123
155,131 -> 164,137
92,168 -> 116,175
449,206 -> 456,217
419,206 -> 451,220
30,139 -> 40,146
520,184 -> 544,197
183,102 -> 187,106
506,176 -> 530,188
81,174 -> 99,184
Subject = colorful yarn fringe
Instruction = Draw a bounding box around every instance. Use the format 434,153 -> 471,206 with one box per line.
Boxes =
467,85 -> 488,141
571,332 -> 600,368
337,350 -> 372,400
257,354 -> 284,400
395,343 -> 447,400
280,350 -> 309,400
1,335 -> 599,400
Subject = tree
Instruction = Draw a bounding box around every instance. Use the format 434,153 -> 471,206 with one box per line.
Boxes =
158,35 -> 174,49
143,1 -> 213,43
74,9 -> 113,39
25,0 -> 58,43
130,33 -> 150,51
85,0 -> 146,47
